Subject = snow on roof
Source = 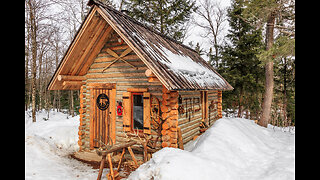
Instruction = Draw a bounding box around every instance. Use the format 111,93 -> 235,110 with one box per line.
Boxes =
92,0 -> 233,91
133,32 -> 228,89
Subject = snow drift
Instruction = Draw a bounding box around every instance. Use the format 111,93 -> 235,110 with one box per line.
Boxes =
128,118 -> 295,180
25,111 -> 294,180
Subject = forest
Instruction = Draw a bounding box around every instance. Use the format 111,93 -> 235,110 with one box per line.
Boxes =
25,0 -> 295,127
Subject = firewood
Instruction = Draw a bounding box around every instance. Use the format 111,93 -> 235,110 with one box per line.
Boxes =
169,144 -> 178,148
168,131 -> 178,138
170,138 -> 177,144
162,141 -> 170,147
161,135 -> 170,142
161,129 -> 168,135
162,122 -> 170,130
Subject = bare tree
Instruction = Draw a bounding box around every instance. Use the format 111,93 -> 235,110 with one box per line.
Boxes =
195,0 -> 227,67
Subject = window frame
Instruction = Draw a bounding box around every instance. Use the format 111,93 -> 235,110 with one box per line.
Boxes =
131,92 -> 144,133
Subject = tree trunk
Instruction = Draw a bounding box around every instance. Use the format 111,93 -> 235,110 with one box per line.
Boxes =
70,90 -> 74,117
259,13 -> 275,127
237,88 -> 243,118
28,0 -> 38,123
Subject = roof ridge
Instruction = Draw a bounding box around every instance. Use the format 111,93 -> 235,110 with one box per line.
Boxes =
88,0 -> 197,53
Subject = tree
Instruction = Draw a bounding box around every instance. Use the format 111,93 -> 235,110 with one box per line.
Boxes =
242,0 -> 295,127
195,0 -> 227,68
219,0 -> 264,119
123,0 -> 197,41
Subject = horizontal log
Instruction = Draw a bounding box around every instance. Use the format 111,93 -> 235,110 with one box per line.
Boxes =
58,75 -> 86,81
161,129 -> 168,135
169,144 -> 178,148
162,141 -> 170,147
86,72 -> 145,79
148,77 -> 160,82
162,135 -> 170,142
162,122 -> 170,130
62,80 -> 85,87
145,69 -> 156,77
96,140 -> 137,155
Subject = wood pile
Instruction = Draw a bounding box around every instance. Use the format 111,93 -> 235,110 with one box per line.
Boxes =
161,86 -> 179,148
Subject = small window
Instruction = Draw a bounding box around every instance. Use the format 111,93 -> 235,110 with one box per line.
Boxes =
132,93 -> 143,130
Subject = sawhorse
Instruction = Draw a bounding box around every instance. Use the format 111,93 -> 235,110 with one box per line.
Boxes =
96,140 -> 138,180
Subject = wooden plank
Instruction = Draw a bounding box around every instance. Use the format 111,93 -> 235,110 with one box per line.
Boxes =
70,19 -> 106,75
143,92 -> 151,134
110,88 -> 116,144
90,87 -> 95,149
122,92 -> 131,132
78,25 -> 114,75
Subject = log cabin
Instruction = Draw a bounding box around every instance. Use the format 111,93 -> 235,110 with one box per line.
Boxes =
47,0 -> 233,160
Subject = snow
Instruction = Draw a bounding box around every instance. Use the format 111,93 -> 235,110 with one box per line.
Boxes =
25,110 -> 101,180
25,111 -> 294,180
128,118 -> 295,180
157,44 -> 227,87
132,31 -> 227,89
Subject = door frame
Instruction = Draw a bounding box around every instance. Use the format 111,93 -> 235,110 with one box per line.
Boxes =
88,83 -> 116,149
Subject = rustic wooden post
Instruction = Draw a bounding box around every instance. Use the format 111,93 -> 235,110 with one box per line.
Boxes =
177,126 -> 184,150
161,86 -> 179,148
127,147 -> 139,167
117,148 -> 126,170
97,154 -> 106,180
107,154 -> 114,180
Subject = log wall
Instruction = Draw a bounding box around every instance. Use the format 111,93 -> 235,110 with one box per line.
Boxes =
78,31 -> 163,151
177,90 -> 221,145
77,30 -> 223,151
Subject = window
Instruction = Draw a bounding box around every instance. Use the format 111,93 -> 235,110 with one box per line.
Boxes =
132,93 -> 143,130
122,91 -> 151,134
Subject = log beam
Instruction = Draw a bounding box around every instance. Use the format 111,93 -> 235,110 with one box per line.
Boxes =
57,75 -> 86,81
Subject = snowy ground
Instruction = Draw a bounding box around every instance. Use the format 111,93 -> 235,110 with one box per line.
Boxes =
25,110 -> 102,180
25,110 -> 294,180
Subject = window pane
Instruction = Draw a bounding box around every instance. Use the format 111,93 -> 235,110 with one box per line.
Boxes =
133,94 -> 143,129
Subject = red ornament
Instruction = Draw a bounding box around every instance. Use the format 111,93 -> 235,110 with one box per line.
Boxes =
117,101 -> 123,116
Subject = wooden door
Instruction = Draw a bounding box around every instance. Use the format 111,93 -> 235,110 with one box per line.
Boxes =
90,84 -> 116,149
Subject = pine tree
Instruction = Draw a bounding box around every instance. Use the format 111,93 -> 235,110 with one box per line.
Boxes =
241,0 -> 295,127
123,0 -> 197,41
219,0 -> 264,119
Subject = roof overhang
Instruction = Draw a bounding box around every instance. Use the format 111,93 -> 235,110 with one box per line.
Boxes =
47,6 -> 113,90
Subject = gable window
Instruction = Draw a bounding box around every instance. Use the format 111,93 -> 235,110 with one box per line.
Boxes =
132,93 -> 144,130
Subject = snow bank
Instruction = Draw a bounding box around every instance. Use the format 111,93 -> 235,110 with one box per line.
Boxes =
128,118 -> 295,180
25,110 -> 99,180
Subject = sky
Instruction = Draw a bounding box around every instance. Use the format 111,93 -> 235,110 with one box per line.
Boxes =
111,0 -> 232,61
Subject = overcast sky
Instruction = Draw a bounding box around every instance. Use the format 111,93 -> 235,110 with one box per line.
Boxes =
111,0 -> 232,61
